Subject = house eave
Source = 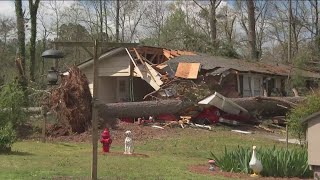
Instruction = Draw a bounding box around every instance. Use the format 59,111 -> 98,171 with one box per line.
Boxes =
78,47 -> 126,70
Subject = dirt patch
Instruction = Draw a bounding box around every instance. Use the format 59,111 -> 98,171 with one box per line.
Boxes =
40,120 -> 286,145
47,124 -> 70,137
110,121 -> 181,145
101,151 -> 149,158
188,164 -> 311,180
44,121 -> 180,143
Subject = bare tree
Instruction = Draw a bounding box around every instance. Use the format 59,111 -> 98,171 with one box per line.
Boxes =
142,1 -> 167,46
116,0 -> 120,42
29,0 -> 40,81
255,1 -> 269,58
193,0 -> 222,49
247,0 -> 258,60
46,0 -> 64,39
0,16 -> 15,50
15,0 -> 26,73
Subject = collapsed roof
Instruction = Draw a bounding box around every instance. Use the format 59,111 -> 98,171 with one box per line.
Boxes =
164,54 -> 320,78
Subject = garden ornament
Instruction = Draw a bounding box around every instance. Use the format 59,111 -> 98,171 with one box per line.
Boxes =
124,130 -> 133,154
208,159 -> 215,171
100,128 -> 112,153
249,146 -> 263,177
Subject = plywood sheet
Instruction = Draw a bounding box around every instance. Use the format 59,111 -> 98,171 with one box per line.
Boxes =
175,63 -> 200,79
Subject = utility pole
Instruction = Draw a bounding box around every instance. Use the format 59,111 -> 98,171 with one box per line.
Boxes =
288,0 -> 292,63
91,40 -> 99,180
50,41 -> 138,180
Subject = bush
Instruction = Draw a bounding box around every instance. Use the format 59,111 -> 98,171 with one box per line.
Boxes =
0,81 -> 27,152
0,80 -> 27,126
210,146 -> 312,178
287,91 -> 320,141
0,122 -> 16,152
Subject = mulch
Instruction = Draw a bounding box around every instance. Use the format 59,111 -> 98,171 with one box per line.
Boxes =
188,164 -> 311,180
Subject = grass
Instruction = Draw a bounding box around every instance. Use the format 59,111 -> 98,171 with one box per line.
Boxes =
0,127 -> 293,180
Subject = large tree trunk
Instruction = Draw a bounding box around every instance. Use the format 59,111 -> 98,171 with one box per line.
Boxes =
103,0 -> 109,41
230,96 -> 305,118
96,96 -> 305,120
15,0 -> 26,73
15,0 -> 28,99
97,100 -> 193,118
29,0 -> 40,82
115,0 -> 120,42
288,0 -> 292,63
209,0 -> 217,49
316,0 -> 319,37
99,0 -> 103,41
247,0 -> 258,60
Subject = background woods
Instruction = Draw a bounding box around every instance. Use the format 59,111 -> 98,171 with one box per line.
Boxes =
0,0 -> 319,84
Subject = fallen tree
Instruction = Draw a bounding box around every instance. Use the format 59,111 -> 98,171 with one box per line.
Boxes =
97,99 -> 193,118
96,96 -> 306,120
230,96 -> 306,118
49,66 -> 92,134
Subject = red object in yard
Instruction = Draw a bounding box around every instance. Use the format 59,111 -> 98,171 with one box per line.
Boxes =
100,128 -> 112,153
194,106 -> 220,124
156,114 -> 176,121
194,106 -> 250,125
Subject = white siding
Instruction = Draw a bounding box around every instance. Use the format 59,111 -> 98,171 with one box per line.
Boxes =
98,53 -> 130,76
98,77 -> 117,103
81,53 -> 130,78
79,51 -> 131,101
308,118 -> 320,165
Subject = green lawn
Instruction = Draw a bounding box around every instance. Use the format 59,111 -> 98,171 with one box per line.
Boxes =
0,127 -> 291,180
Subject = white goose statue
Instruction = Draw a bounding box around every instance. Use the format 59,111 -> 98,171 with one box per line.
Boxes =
249,146 -> 263,177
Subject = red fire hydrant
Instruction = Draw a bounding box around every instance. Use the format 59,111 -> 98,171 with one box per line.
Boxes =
100,128 -> 112,153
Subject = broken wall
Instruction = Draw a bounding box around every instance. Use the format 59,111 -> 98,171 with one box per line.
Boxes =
204,74 -> 240,98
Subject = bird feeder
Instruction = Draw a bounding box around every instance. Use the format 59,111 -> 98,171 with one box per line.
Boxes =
41,49 -> 64,85
47,67 -> 59,85
41,49 -> 64,59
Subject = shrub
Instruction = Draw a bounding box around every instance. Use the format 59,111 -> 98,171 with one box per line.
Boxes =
287,91 -> 320,141
0,122 -> 16,152
0,80 -> 27,126
0,81 -> 26,152
210,146 -> 312,178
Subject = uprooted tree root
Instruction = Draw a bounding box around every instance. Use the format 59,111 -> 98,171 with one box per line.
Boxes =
49,66 -> 92,135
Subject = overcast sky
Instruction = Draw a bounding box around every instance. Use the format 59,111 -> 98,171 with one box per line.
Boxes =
0,1 -> 15,17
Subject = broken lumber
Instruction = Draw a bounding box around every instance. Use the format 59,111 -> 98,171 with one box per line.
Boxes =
97,100 -> 193,118
230,96 -> 305,117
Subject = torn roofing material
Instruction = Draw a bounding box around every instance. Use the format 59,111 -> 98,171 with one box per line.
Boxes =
164,54 -> 320,78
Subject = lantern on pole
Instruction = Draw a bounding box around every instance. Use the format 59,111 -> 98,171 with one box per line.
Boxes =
41,49 -> 64,85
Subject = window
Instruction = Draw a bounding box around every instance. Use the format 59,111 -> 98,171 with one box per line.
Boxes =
242,75 -> 262,97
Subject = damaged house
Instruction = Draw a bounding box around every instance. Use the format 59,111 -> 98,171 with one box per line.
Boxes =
78,46 -> 320,104
78,46 -> 195,103
162,54 -> 320,98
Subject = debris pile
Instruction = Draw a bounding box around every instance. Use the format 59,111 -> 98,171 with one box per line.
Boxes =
110,47 -> 311,129
49,66 -> 92,134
